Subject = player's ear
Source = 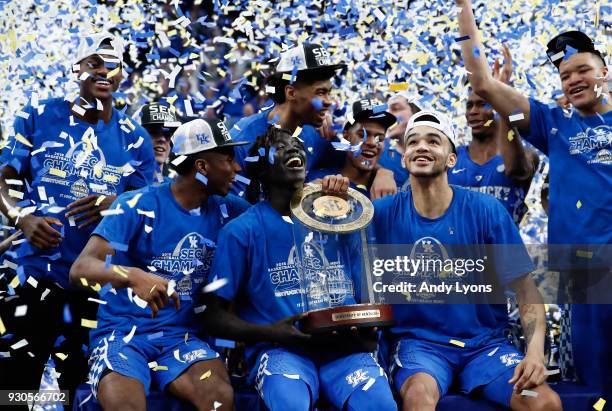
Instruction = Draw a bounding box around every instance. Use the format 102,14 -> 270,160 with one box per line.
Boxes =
194,157 -> 207,175
285,84 -> 297,102
446,148 -> 457,168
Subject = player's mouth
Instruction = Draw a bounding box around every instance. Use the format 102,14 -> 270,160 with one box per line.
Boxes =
359,149 -> 377,159
468,119 -> 485,128
412,154 -> 434,165
93,78 -> 112,91
568,86 -> 587,97
284,155 -> 305,171
154,146 -> 167,154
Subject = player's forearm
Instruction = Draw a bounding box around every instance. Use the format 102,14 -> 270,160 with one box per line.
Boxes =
512,276 -> 546,357
70,256 -> 130,289
200,295 -> 273,343
497,118 -> 534,181
456,0 -> 494,94
0,166 -> 24,225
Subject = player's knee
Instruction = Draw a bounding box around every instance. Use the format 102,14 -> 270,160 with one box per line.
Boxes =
346,379 -> 397,411
98,389 -> 145,411
263,377 -> 311,411
401,380 -> 437,408
191,378 -> 234,411
530,389 -> 562,411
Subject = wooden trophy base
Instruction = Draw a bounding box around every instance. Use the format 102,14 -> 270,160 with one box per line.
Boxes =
299,303 -> 394,334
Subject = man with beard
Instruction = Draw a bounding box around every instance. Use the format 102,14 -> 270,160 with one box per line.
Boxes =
200,127 -> 397,411
70,118 -> 249,410
0,32 -> 155,401
456,0 -> 611,395
231,43 -> 397,202
373,110 -> 561,411
140,102 -> 181,183
308,97 -> 397,198
450,45 -> 538,225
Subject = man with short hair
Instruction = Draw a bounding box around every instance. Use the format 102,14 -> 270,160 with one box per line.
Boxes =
373,110 -> 561,411
201,126 -> 397,411
70,118 -> 249,410
140,101 -> 181,183
379,91 -> 422,188
308,97 -> 397,197
450,45 -> 538,225
455,0 -> 611,393
0,31 -> 155,398
231,43 -> 397,202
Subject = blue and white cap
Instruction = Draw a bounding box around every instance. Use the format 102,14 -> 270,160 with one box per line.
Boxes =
74,31 -> 124,66
171,119 -> 248,156
275,43 -> 346,73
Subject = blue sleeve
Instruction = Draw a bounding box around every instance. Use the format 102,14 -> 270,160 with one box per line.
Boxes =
225,195 -> 251,218
372,196 -> 394,244
92,194 -> 143,247
485,200 -> 535,285
209,221 -> 249,302
525,98 -> 551,155
0,104 -> 36,175
302,126 -> 344,171
126,124 -> 155,189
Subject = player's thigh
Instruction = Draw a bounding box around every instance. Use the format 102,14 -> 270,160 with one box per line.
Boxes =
166,358 -> 233,409
253,347 -> 318,407
391,339 -> 452,399
98,371 -> 146,411
319,351 -> 395,410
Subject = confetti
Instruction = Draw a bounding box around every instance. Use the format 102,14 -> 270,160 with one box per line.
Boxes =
81,319 -> 98,328
0,316 -> 6,335
203,278 -> 228,293
520,389 -> 538,398
199,370 -> 212,380
593,398 -> 606,411
449,339 -> 465,347
123,325 -> 137,343
508,113 -> 525,122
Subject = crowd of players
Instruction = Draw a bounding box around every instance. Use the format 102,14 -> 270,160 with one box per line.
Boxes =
0,0 -> 610,410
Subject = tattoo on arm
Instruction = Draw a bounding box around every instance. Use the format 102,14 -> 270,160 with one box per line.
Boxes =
520,304 -> 538,345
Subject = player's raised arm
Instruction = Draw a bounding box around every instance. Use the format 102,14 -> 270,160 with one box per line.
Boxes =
456,0 -> 531,134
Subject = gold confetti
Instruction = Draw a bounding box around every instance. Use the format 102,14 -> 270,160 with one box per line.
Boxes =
576,200 -> 582,209
126,193 -> 143,208
95,195 -> 107,206
49,168 -> 66,178
153,365 -> 168,371
576,250 -> 593,259
593,398 -> 606,411
449,339 -> 465,347
507,130 -> 515,141
0,315 -> 6,335
282,73 -> 292,81
9,275 -> 20,289
113,265 -> 129,278
107,67 -> 120,79
79,277 -> 88,287
55,352 -> 68,361
199,370 -> 212,380
14,133 -> 33,148
81,319 -> 98,328
389,82 -> 408,91
292,127 -> 302,138
484,119 -> 494,127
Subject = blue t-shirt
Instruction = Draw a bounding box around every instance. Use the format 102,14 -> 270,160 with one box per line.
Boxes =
91,183 -> 249,343
372,187 -> 534,347
209,201 -> 361,356
527,99 -> 611,247
0,98 -> 155,287
378,138 -> 409,188
229,108 -> 341,197
306,166 -> 371,199
448,145 -> 527,225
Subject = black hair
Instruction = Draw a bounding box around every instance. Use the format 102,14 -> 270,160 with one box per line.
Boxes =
409,102 -> 421,115
244,127 -> 301,203
266,67 -> 338,104
169,151 -> 206,176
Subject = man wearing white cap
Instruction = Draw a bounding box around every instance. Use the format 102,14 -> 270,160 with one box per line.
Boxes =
0,31 -> 155,399
372,111 -> 561,410
70,118 -> 249,410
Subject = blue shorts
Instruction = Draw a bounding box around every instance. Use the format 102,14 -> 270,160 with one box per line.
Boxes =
390,338 -> 522,407
251,347 -> 392,409
87,332 -> 219,397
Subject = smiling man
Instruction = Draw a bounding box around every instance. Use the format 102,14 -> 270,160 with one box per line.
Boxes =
308,97 -> 397,198
69,118 -> 248,410
456,0 -> 611,395
373,110 -> 561,411
0,31 -> 155,400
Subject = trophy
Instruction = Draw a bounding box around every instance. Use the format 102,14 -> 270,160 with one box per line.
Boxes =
290,184 -> 394,334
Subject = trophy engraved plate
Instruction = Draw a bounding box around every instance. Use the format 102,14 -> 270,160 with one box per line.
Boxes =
290,185 -> 393,334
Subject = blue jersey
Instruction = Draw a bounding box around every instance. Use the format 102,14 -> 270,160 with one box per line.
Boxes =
448,145 -> 527,225
372,187 -> 534,347
306,166 -> 370,199
527,99 -> 611,246
0,98 -> 155,287
229,108 -> 341,197
90,183 -> 249,343
378,138 -> 409,188
209,200 -> 361,353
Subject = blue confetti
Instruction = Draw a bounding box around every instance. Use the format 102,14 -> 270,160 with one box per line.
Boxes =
63,304 -> 72,324
268,147 -> 276,164
104,254 -> 112,271
195,172 -> 208,185
311,97 -> 323,111
109,241 -> 128,252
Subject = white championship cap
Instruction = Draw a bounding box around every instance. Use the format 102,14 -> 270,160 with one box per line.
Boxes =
74,31 -> 124,66
171,118 -> 248,156
405,110 -> 457,148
